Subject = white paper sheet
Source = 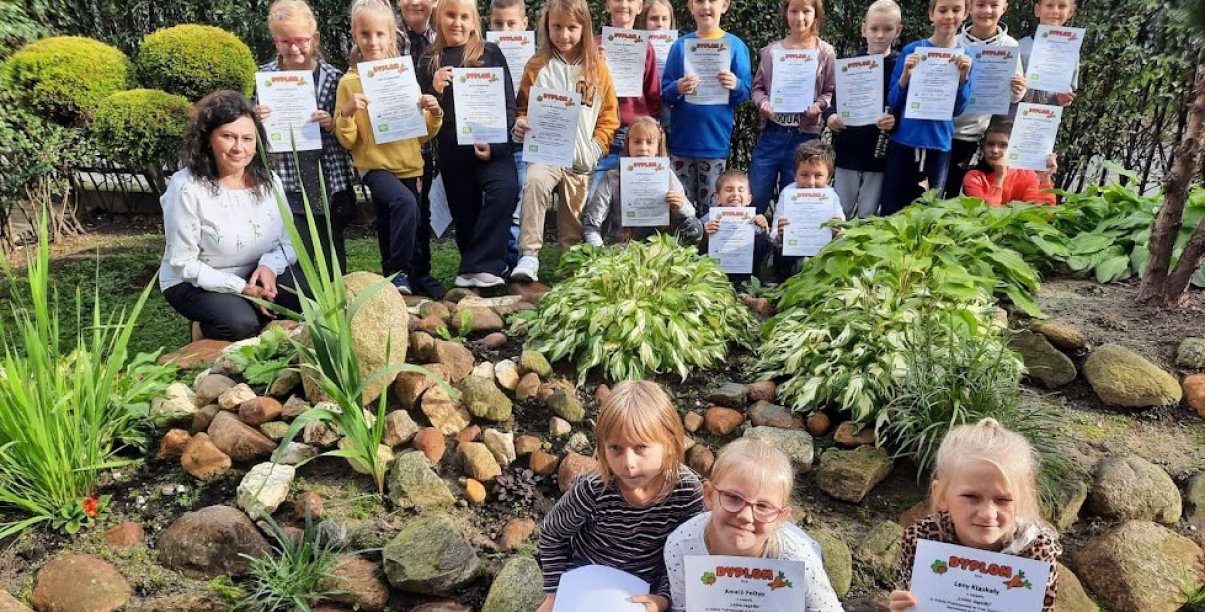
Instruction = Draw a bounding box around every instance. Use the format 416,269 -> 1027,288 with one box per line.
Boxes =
684,554 -> 808,612
619,156 -> 671,227
708,207 -> 756,274
486,31 -> 536,93
427,173 -> 452,238
603,27 -> 648,98
684,38 -> 732,106
779,187 -> 838,257
904,47 -> 964,121
522,86 -> 583,168
1025,25 -> 1084,94
834,55 -> 885,127
357,56 -> 428,144
647,30 -> 679,78
965,45 -> 1017,116
256,70 -> 323,152
451,67 -> 508,145
551,565 -> 649,612
769,48 -> 818,114
910,539 -> 1052,611
1008,103 -> 1062,171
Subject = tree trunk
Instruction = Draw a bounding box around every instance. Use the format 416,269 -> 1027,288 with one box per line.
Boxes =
1140,68 -> 1205,305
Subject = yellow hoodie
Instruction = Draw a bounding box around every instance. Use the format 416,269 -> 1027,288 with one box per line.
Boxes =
334,66 -> 442,179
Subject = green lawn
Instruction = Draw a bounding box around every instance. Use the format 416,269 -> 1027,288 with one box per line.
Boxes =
3,231 -> 563,357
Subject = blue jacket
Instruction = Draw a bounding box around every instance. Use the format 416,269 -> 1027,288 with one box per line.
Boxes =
660,32 -> 753,159
887,39 -> 972,152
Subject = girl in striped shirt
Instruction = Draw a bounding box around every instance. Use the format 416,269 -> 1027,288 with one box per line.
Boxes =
538,381 -> 704,612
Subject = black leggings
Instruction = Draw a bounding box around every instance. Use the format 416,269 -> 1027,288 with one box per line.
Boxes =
163,267 -> 307,341
288,189 -> 355,273
361,170 -> 419,278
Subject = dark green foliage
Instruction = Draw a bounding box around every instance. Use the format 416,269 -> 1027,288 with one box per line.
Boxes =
90,88 -> 190,174
237,512 -> 345,611
134,24 -> 257,100
0,3 -> 51,59
1,35 -> 129,124
224,324 -> 297,386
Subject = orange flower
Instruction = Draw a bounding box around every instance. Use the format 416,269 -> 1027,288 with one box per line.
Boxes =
81,496 -> 101,518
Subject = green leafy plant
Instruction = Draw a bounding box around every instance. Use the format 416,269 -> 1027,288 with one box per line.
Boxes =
1,35 -> 129,124
269,155 -> 453,494
225,324 -> 298,386
517,236 -> 758,382
237,511 -> 344,611
110,349 -> 178,450
89,88 -> 190,192
0,212 -> 154,539
133,24 -> 256,100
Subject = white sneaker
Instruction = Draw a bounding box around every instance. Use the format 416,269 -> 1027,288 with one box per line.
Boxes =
474,272 -> 505,288
583,230 -> 604,247
454,274 -> 476,288
511,255 -> 540,282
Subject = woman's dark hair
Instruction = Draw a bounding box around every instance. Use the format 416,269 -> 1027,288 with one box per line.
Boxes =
181,90 -> 273,198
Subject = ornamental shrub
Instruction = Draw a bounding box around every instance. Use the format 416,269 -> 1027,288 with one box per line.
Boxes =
516,236 -> 759,383
134,24 -> 256,101
0,36 -> 129,124
90,89 -> 190,188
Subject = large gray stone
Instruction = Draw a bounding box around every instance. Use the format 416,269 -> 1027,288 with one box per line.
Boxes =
812,529 -> 852,598
382,514 -> 480,595
742,426 -> 815,474
1082,344 -> 1182,407
158,505 -> 270,578
1074,520 -> 1204,612
481,556 -> 544,612
816,446 -> 893,503
457,375 -> 513,421
236,462 -> 295,517
855,520 -> 904,577
1010,330 -> 1077,388
387,451 -> 455,509
708,382 -> 748,407
1054,562 -> 1099,612
1087,455 -> 1181,524
1176,337 -> 1205,369
32,554 -> 131,612
1041,478 -> 1088,532
1182,471 -> 1205,530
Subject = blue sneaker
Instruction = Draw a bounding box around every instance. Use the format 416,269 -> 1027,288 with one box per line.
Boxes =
392,273 -> 412,295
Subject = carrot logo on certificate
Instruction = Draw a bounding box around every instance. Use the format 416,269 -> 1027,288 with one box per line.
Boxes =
684,555 -> 804,612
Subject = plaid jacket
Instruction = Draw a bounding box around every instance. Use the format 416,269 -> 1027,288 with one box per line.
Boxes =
258,59 -> 356,197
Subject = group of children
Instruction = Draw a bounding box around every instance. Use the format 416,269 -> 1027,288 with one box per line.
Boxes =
254,0 -> 1079,295
538,380 -> 1062,611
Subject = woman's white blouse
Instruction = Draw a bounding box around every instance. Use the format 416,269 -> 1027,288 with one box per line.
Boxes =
159,169 -> 296,293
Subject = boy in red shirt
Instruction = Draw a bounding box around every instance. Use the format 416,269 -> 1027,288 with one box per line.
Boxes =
962,117 -> 1057,206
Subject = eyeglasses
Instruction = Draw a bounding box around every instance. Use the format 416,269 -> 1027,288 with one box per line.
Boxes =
274,36 -> 314,49
712,486 -> 788,523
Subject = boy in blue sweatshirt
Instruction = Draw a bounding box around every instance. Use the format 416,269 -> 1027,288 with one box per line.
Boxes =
879,0 -> 973,215
660,0 -> 752,218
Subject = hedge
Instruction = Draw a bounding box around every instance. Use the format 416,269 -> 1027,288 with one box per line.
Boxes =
1,36 -> 129,125
90,88 -> 190,178
134,24 -> 256,101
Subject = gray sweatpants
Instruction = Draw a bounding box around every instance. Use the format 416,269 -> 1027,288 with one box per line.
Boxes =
834,168 -> 885,219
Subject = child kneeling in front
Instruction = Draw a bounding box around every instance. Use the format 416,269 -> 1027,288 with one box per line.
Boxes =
582,115 -> 704,246
701,169 -> 774,286
538,380 -> 704,612
889,418 -> 1061,611
663,437 -> 843,611
961,116 -> 1057,206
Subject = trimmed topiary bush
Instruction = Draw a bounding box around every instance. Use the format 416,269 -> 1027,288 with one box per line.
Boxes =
90,88 -> 190,192
514,236 -> 759,382
134,24 -> 256,101
1,36 -> 129,124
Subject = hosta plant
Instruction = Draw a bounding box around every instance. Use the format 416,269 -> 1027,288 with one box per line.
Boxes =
516,236 -> 758,382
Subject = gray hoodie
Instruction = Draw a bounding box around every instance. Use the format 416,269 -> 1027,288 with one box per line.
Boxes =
954,23 -> 1026,142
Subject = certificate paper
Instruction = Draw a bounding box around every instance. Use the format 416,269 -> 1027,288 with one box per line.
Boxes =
356,56 -> 428,144
780,188 -> 837,257
620,156 -> 671,227
1025,25 -> 1084,94
835,55 -> 885,127
486,31 -> 535,93
603,27 -> 648,98
1009,103 -> 1062,171
904,47 -> 963,121
769,48 -> 818,113
965,46 -> 1016,116
551,565 -> 647,612
647,30 -> 679,78
256,71 -> 322,153
684,555 -> 807,612
708,207 -> 756,274
522,86 -> 582,168
684,39 -> 732,106
910,539 -> 1052,612
451,67 -> 508,145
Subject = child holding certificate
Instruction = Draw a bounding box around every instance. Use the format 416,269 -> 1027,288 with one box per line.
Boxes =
335,0 -> 443,295
538,381 -> 703,612
663,438 -> 843,611
823,0 -> 901,218
1018,0 -> 1078,107
639,0 -> 677,131
486,0 -> 530,270
421,0 -> 519,288
944,0 -> 1028,198
769,140 -> 844,282
589,0 -> 662,204
961,117 -> 1057,206
888,419 -> 1061,612
748,0 -> 836,215
659,0 -> 752,215
582,115 -> 703,246
702,170 -> 774,286
879,0 -> 973,216
510,0 -> 619,283
256,0 -> 357,272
